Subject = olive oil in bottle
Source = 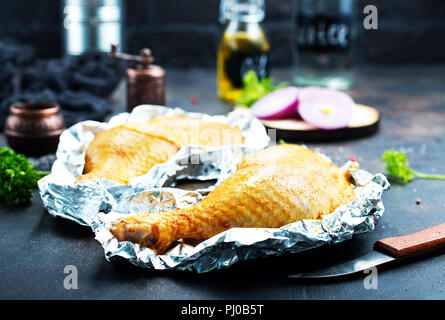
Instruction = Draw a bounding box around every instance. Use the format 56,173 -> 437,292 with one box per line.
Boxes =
217,0 -> 270,103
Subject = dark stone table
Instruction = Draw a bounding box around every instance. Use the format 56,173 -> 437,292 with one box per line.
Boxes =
1,66 -> 445,300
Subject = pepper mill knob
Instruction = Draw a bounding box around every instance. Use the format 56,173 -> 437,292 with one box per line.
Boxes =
140,48 -> 154,68
111,43 -> 119,56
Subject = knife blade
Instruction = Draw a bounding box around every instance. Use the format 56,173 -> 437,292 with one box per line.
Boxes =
289,222 -> 445,279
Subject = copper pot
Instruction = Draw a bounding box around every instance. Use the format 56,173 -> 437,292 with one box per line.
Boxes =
4,103 -> 66,156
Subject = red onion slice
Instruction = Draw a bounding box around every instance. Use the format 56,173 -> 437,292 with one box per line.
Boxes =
250,87 -> 300,120
297,87 -> 355,130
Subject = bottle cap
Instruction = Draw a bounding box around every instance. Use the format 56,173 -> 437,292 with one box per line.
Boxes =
220,0 -> 265,24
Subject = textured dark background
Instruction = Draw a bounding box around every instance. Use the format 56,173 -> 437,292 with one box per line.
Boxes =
1,0 -> 445,66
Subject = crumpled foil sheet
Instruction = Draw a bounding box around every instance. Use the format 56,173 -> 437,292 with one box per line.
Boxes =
38,104 -> 390,273
38,105 -> 270,226
91,161 -> 389,273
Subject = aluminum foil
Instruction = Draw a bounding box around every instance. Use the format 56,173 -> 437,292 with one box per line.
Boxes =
38,105 -> 270,226
38,104 -> 390,273
91,161 -> 389,273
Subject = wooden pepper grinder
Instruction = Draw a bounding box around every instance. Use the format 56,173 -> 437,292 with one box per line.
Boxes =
111,44 -> 166,112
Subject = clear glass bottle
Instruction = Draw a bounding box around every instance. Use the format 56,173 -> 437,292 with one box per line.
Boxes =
293,0 -> 356,90
217,0 -> 270,103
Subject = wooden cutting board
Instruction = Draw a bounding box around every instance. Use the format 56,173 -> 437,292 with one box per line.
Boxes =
237,104 -> 380,142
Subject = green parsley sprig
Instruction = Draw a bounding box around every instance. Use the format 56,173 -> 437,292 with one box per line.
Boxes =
0,147 -> 50,205
236,70 -> 288,107
382,149 -> 445,183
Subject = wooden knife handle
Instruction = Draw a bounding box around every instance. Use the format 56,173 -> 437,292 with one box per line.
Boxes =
374,223 -> 445,258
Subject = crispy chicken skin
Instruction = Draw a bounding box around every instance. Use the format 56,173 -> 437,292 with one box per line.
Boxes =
125,115 -> 244,147
111,144 -> 355,254
77,116 -> 243,183
77,125 -> 179,184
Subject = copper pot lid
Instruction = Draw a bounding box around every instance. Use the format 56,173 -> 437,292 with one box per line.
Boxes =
10,102 -> 61,117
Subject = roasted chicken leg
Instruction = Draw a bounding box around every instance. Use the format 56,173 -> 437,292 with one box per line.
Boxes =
77,116 -> 243,184
77,125 -> 179,184
111,144 -> 355,254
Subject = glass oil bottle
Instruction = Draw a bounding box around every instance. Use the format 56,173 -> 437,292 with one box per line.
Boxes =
217,0 -> 270,103
293,0 -> 357,90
